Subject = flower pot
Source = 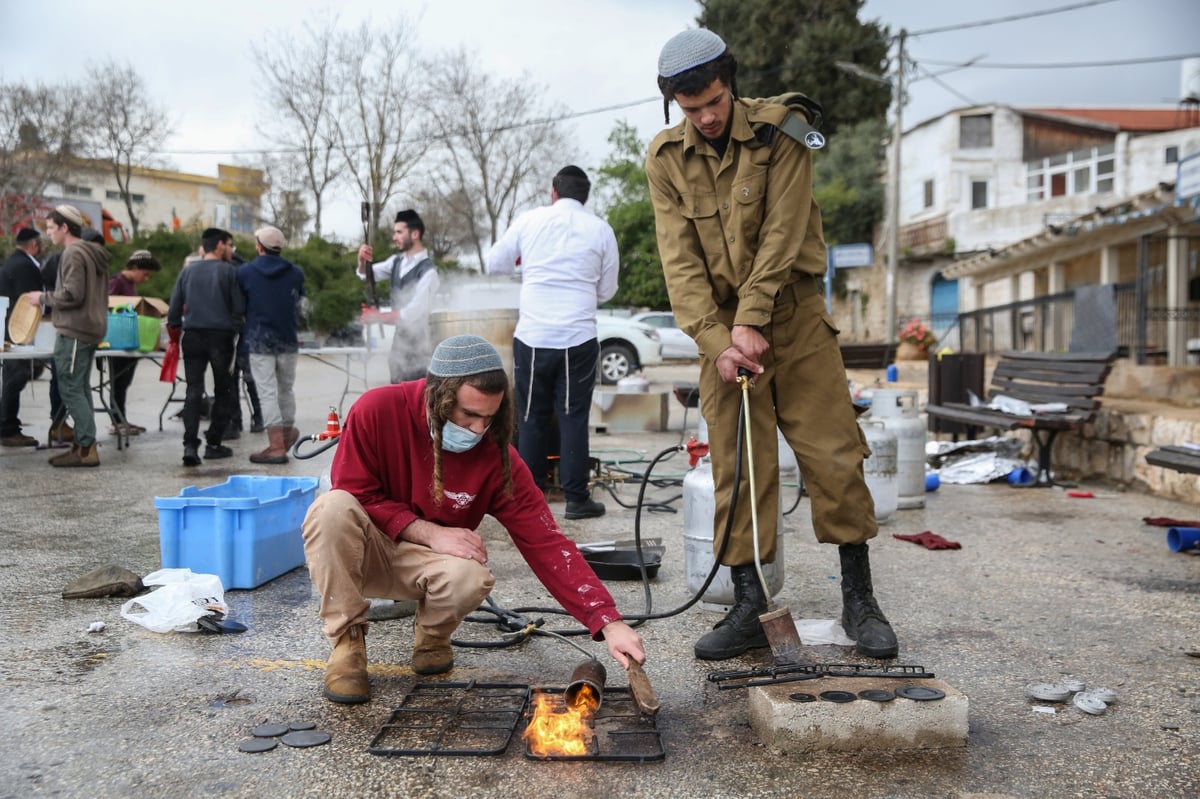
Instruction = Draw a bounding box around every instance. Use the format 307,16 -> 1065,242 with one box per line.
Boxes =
895,341 -> 927,361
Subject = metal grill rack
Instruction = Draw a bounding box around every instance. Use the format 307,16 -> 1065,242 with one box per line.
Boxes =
369,681 -> 530,756
523,687 -> 664,763
367,681 -> 665,761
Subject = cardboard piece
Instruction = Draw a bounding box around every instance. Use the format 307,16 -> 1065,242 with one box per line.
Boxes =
108,295 -> 169,319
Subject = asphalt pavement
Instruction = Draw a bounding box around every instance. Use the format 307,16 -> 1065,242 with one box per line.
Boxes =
0,356 -> 1197,798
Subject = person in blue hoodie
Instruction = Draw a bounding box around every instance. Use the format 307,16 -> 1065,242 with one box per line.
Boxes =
237,225 -> 305,464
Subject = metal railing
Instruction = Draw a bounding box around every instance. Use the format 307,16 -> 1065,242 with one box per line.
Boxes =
942,282 -> 1200,362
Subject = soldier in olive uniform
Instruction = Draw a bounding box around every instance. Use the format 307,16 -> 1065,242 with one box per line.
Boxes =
646,29 -> 898,661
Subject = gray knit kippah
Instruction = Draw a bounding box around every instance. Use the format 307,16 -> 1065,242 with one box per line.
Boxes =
428,335 -> 504,377
658,28 -> 726,78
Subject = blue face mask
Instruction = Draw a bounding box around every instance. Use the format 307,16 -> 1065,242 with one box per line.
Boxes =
440,420 -> 487,453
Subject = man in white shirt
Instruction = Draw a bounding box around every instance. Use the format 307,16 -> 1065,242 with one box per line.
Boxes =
357,209 -> 441,383
485,166 -> 619,520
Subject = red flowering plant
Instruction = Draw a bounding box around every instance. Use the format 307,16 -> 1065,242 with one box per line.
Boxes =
898,318 -> 937,349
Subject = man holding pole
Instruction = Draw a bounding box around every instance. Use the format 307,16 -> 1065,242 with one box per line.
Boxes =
645,29 -> 898,661
356,209 -> 439,383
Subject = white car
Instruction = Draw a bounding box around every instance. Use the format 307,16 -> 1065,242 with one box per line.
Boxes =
597,316 -> 663,384
631,311 -> 700,360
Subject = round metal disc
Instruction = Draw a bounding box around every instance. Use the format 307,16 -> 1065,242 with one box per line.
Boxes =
858,689 -> 896,702
238,737 -> 278,753
896,686 -> 946,701
281,730 -> 332,748
1025,682 -> 1071,702
788,692 -> 816,702
288,720 -> 317,731
251,723 -> 290,738
1062,679 -> 1086,693
1073,693 -> 1107,715
1087,687 -> 1118,703
818,690 -> 857,703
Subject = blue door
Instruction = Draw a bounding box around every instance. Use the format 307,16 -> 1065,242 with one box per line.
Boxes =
930,273 -> 959,344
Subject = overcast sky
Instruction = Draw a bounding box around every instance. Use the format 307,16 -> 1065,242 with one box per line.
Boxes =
4,0 -> 1197,240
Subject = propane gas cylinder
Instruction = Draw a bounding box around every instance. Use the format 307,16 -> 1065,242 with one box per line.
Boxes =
682,456 -> 784,612
868,389 -> 925,509
859,419 -> 899,522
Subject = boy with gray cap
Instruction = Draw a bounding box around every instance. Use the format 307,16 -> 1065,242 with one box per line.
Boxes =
646,29 -> 898,661
25,206 -> 111,467
302,334 -> 645,704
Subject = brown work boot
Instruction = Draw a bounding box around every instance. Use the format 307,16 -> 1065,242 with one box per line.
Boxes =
323,624 -> 369,704
249,427 -> 288,465
51,442 -> 100,468
48,421 -> 74,446
412,626 -> 454,675
283,425 -> 300,450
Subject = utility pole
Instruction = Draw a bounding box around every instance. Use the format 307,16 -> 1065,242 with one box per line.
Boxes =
885,29 -> 906,344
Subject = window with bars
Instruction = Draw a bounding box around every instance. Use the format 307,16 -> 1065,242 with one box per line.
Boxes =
923,180 -> 934,208
959,114 -> 993,149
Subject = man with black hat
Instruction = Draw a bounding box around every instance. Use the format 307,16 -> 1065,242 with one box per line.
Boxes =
645,29 -> 898,661
0,228 -> 45,447
485,166 -> 619,520
301,334 -> 646,705
356,209 -> 439,383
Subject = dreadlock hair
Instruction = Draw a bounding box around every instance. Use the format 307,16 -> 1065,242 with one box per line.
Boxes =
657,48 -> 739,124
424,369 -> 515,505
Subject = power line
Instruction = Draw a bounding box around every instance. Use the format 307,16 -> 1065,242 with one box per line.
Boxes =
153,1 -> 1147,160
155,96 -> 662,157
906,0 -> 1118,37
920,52 -> 1200,70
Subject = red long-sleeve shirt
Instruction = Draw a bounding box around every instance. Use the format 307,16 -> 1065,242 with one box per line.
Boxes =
330,380 -> 622,637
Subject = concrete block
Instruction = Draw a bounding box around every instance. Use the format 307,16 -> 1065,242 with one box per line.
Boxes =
748,677 -> 968,753
590,390 -> 669,433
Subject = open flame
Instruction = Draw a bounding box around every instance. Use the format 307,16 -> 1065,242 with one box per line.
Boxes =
523,685 -> 598,758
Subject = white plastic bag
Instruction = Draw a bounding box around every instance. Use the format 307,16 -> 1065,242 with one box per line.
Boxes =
120,568 -> 226,633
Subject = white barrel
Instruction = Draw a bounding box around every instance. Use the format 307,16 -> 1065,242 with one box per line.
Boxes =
859,419 -> 899,522
869,389 -> 926,509
683,457 -> 784,612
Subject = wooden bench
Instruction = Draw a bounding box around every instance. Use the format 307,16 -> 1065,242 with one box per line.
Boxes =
924,351 -> 1117,487
1145,446 -> 1200,476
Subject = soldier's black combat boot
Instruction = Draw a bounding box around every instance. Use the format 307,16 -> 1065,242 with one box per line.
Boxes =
694,564 -> 770,660
839,543 -> 899,658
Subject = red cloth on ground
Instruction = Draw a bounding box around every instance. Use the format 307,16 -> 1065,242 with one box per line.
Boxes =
893,531 -> 961,550
1143,516 -> 1200,528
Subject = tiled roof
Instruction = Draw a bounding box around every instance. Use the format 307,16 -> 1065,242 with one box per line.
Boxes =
1025,107 -> 1200,132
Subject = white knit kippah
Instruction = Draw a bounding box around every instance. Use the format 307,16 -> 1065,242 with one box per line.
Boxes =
658,29 -> 727,78
428,335 -> 505,377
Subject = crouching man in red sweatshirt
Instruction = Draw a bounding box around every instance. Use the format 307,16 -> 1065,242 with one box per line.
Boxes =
302,334 -> 646,703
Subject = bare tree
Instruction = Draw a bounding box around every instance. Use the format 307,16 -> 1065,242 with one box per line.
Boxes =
84,60 -> 172,238
259,153 -> 312,242
407,186 -> 477,265
0,80 -> 88,230
252,21 -> 340,239
332,19 -> 431,235
421,49 -> 573,267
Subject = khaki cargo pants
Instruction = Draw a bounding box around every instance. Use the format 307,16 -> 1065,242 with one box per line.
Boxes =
700,284 -> 877,566
302,489 -> 495,644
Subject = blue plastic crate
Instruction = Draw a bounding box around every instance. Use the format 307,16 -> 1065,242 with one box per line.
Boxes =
154,475 -> 319,589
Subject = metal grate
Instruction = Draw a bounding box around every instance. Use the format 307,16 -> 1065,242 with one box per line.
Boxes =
369,681 -> 529,756
368,681 -> 665,761
523,688 -> 664,763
